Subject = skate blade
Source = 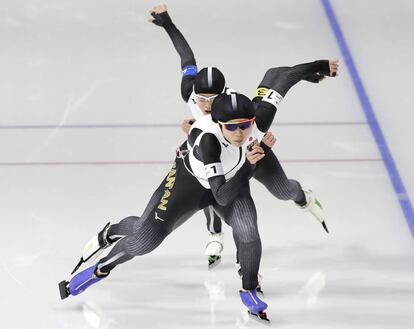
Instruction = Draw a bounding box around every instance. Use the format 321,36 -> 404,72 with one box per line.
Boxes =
58,280 -> 70,300
208,256 -> 221,270
248,311 -> 271,325
71,258 -> 84,275
322,221 -> 329,234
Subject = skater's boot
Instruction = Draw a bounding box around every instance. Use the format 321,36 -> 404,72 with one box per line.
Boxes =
239,289 -> 269,322
205,232 -> 224,269
235,262 -> 263,294
71,222 -> 117,274
298,189 -> 329,234
59,265 -> 108,300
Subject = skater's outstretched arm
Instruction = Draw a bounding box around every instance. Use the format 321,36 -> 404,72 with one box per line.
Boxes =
253,60 -> 339,132
149,4 -> 197,102
254,60 -> 339,100
199,133 -> 255,206
254,91 -> 280,133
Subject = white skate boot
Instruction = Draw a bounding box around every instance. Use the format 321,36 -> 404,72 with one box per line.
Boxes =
71,222 -> 113,274
299,189 -> 329,233
205,232 -> 224,269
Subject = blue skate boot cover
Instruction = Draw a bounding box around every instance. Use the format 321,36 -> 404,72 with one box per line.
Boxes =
239,289 -> 268,314
69,265 -> 106,296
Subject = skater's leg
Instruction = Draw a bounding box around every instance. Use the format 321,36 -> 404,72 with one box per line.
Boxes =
204,206 -> 222,234
215,191 -> 261,291
72,189 -> 165,274
61,206 -> 176,299
98,216 -> 173,273
60,157 -> 210,299
107,216 -> 141,240
254,150 -> 328,232
60,211 -> 175,299
107,159 -> 195,241
140,183 -> 165,222
214,191 -> 269,319
233,231 -> 241,265
99,158 -> 207,273
203,206 -> 224,268
253,149 -> 306,204
70,217 -> 138,275
233,231 -> 262,290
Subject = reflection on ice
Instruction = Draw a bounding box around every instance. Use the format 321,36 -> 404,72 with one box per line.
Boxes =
296,271 -> 326,307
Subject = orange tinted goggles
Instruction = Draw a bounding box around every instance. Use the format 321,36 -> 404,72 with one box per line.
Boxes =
218,117 -> 256,131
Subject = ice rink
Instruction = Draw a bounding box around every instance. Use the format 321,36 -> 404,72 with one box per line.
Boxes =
1,0 -> 414,328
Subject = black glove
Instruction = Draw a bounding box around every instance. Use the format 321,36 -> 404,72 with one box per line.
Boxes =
150,11 -> 173,27
303,73 -> 324,83
259,141 -> 271,154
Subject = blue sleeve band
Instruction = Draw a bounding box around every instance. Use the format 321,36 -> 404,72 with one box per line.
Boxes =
181,65 -> 198,77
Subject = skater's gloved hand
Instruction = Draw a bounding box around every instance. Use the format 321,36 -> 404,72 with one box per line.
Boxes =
149,4 -> 173,27
329,59 -> 339,77
261,131 -> 276,149
309,59 -> 339,78
303,73 -> 325,83
246,140 -> 265,165
181,118 -> 195,135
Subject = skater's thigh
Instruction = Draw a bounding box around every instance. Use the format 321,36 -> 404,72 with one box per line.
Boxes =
146,158 -> 210,229
213,191 -> 259,242
167,161 -> 206,208
122,162 -> 206,254
253,150 -> 287,182
122,216 -> 172,255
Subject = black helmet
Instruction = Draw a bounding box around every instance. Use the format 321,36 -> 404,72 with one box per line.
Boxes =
211,92 -> 255,123
194,67 -> 225,94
